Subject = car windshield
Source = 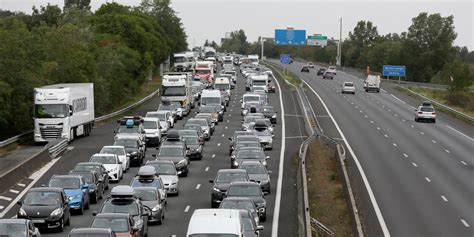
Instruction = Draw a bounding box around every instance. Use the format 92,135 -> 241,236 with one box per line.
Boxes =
0,223 -> 27,237
143,121 -> 158,129
92,218 -> 129,232
74,165 -> 100,173
117,126 -> 139,134
91,155 -> 116,164
134,190 -> 158,201
254,125 -> 268,132
49,178 -> 80,189
241,165 -> 266,174
162,86 -> 186,96
183,136 -> 199,145
201,97 -> 221,105
263,107 -> 274,113
214,84 -> 229,90
252,80 -> 267,86
195,69 -> 210,75
216,173 -> 248,183
237,150 -> 265,159
159,104 -> 176,111
180,130 -> 197,136
187,119 -> 206,126
34,104 -> 68,119
228,185 -> 261,196
147,113 -> 166,120
102,202 -> 139,216
200,106 -> 217,113
174,57 -> 185,63
243,96 -> 259,102
158,147 -> 183,157
236,142 -> 260,149
420,107 -> 434,112
184,125 -> 201,132
344,82 -> 354,87
114,139 -> 137,148
23,191 -> 61,206
72,173 -> 93,183
148,163 -> 177,175
101,147 -> 125,156
131,178 -> 162,188
221,201 -> 254,210
236,137 -> 259,143
244,117 -> 259,123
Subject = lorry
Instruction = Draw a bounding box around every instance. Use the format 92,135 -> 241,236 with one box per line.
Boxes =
203,47 -> 216,60
364,75 -> 381,93
34,83 -> 94,143
250,74 -> 269,92
248,54 -> 259,65
173,51 -> 195,72
194,61 -> 214,86
161,72 -> 193,116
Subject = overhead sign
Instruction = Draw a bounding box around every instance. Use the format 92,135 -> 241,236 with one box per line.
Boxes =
275,29 -> 306,45
307,35 -> 328,47
383,65 -> 406,76
280,54 -> 291,64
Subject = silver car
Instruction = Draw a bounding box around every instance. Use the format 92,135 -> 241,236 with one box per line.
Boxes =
341,81 -> 356,94
146,160 -> 180,195
133,187 -> 165,224
414,106 -> 436,123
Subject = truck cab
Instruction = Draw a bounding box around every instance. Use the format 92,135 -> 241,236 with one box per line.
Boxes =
161,73 -> 192,116
250,74 -> 269,92
173,52 -> 195,72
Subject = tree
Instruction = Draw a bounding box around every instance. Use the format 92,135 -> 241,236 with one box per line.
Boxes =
349,21 -> 380,48
29,4 -> 62,28
64,0 -> 91,11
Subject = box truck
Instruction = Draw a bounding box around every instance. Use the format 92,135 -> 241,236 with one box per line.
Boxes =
364,75 -> 381,92
161,72 -> 193,116
34,83 -> 94,143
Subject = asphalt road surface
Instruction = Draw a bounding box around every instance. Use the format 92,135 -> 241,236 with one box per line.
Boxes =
272,60 -> 474,237
2,66 -> 304,237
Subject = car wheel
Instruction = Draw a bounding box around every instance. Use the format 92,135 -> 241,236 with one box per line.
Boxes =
432,119 -> 436,123
92,192 -> 98,204
77,204 -> 84,215
157,213 -> 163,225
415,118 -> 418,122
57,219 -> 64,232
99,188 -> 103,199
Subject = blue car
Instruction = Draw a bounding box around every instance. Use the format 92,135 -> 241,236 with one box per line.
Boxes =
47,175 -> 90,214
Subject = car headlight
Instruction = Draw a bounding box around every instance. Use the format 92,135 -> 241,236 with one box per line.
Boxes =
262,160 -> 267,166
152,205 -> 160,212
131,151 -> 138,155
272,114 -> 277,118
135,219 -> 143,228
50,208 -> 63,218
213,187 -> 221,192
18,208 -> 27,217
89,188 -> 95,193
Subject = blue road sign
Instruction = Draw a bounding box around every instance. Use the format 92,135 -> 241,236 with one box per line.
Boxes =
275,29 -> 306,45
280,54 -> 291,64
383,65 -> 406,76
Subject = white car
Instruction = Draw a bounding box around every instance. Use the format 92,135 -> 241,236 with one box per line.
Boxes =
327,66 -> 337,75
414,106 -> 436,123
341,82 -> 356,94
100,145 -> 130,172
143,117 -> 162,146
146,111 -> 172,135
89,153 -> 123,181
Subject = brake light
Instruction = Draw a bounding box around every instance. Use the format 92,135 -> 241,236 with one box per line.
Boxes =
432,112 -> 436,115
418,112 -> 423,114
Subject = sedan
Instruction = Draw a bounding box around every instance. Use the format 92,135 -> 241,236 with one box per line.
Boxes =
233,147 -> 269,169
209,169 -> 250,208
72,162 -> 109,191
219,197 -> 260,226
301,66 -> 310,73
133,187 -> 165,224
90,213 -> 140,237
89,153 -> 123,182
68,170 -> 103,204
239,161 -> 272,194
225,182 -> 267,222
317,68 -> 326,76
146,160 -> 180,195
322,72 -> 334,79
186,118 -> 211,140
100,145 -> 130,172
341,82 -> 356,94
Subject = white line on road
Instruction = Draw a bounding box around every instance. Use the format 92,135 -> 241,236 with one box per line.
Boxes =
370,121 -> 374,124
172,235 -> 177,237
359,110 -> 363,113
205,167 -> 209,172
195,184 -> 201,190
445,149 -> 450,153
384,134 -> 388,138
0,206 -> 3,210
377,127 -> 380,130
211,154 -> 216,158
184,205 -> 190,213
410,125 -> 415,128
382,105 -> 385,108
441,196 -> 448,202
0,196 -> 12,201
227,120 -> 230,123
217,143 -> 221,147
221,134 -> 224,137
229,114 -> 232,117
393,143 -> 397,147
432,140 -> 437,144
9,189 -> 19,194
402,119 -> 406,122
394,114 -> 398,117
390,94 -> 407,104
364,115 -> 368,118
446,125 -> 474,141
230,109 -> 233,112
425,177 -> 431,182
388,109 -> 391,112
381,88 -> 387,93
17,183 -> 25,187
403,153 -> 408,158
225,126 -> 228,130
460,161 -> 467,166
420,132 -> 424,135
461,219 -> 470,227
412,162 -> 418,167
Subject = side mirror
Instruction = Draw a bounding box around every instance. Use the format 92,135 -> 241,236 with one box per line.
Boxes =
209,179 -> 214,183
92,211 -> 97,216
41,184 -> 46,187
228,137 -> 232,141
16,201 -> 22,205
257,225 -> 264,231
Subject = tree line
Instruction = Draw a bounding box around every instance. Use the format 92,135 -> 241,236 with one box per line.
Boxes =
0,0 -> 187,140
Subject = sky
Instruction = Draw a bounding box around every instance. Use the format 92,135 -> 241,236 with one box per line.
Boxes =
1,0 -> 473,49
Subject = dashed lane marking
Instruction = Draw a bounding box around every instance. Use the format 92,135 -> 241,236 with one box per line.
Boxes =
425,177 -> 431,182
460,161 -> 467,166
195,184 -> 201,190
0,206 -> 3,210
0,196 -> 12,201
184,205 -> 190,213
403,153 -> 408,158
441,196 -> 448,202
221,134 -> 225,137
384,134 -> 388,138
217,143 -> 221,147
17,183 -> 25,187
420,132 -> 424,135
225,126 -> 228,130
393,143 -> 397,147
412,162 -> 418,167
445,149 -> 450,153
212,154 -> 216,158
205,167 -> 209,172
377,127 -> 380,130
461,219 -> 470,227
390,94 -> 407,104
432,140 -> 437,144
9,189 -> 19,194
370,121 -> 374,124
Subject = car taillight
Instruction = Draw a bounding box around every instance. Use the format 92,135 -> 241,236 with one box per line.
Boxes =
432,112 -> 436,115
418,112 -> 423,114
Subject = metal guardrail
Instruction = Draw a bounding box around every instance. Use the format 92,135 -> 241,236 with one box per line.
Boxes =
0,89 -> 160,148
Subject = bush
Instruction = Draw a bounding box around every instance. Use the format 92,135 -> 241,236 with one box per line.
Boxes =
445,91 -> 474,111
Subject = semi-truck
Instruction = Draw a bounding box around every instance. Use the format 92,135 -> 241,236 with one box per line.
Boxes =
194,61 -> 214,86
364,75 -> 381,92
161,72 -> 193,116
250,74 -> 269,92
33,83 -> 95,143
173,51 -> 195,72
203,47 -> 216,60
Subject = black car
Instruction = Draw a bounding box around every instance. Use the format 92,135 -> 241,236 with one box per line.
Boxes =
219,197 -> 260,226
261,106 -> 277,124
69,170 -> 104,204
155,143 -> 189,176
113,136 -> 145,166
322,71 -> 334,79
239,161 -> 272,194
17,187 -> 71,232
209,169 -> 250,208
182,135 -> 203,160
0,219 -> 41,237
90,213 -> 141,236
317,68 -> 326,76
226,182 -> 267,222
228,131 -> 256,155
301,66 -> 310,73
72,162 -> 110,191
232,147 -> 269,169
68,228 -> 116,237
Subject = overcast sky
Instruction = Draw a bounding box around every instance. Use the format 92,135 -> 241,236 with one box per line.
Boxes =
1,0 -> 472,49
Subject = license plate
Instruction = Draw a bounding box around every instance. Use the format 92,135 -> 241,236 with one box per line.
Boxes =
32,220 -> 45,223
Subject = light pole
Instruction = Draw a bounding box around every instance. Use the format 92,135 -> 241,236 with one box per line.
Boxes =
336,17 -> 342,67
260,36 -> 264,60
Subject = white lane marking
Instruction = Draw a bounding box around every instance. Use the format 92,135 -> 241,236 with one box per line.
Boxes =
425,177 -> 431,182
359,110 -> 363,113
393,143 -> 397,147
227,120 -> 230,123
230,109 -> 233,112
225,126 -> 228,130
412,162 -> 418,167
420,131 -> 424,135
460,161 -> 467,166
195,184 -> 201,190
390,94 -> 407,104
388,109 -> 391,112
17,183 -> 25,187
229,114 -> 232,117
446,125 -> 474,141
410,125 -> 415,128
384,134 -> 388,138
445,149 -> 450,153
0,206 -> 3,210
432,140 -> 437,144
205,167 -> 209,172
394,114 -> 398,117
221,134 -> 225,137
441,195 -> 448,202
0,157 -> 61,218
9,189 -> 19,194
217,143 -> 221,147
0,196 -> 12,201
172,235 -> 177,237
370,121 -> 374,124
402,119 -> 406,122
300,77 -> 390,236
271,69 -> 287,237
382,105 -> 385,108
184,205 -> 190,213
377,127 -> 380,130
364,115 -> 368,118
403,153 -> 408,158
461,219 -> 470,227
212,154 -> 216,158
381,88 -> 387,93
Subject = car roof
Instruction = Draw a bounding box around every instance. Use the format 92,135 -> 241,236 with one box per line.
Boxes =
217,169 -> 247,174
137,166 -> 156,176
28,187 -> 63,193
51,174 -> 82,179
143,117 -> 159,122
102,145 -> 125,149
94,213 -> 130,219
222,196 -> 255,202
77,162 -> 103,166
146,160 -> 174,165
132,186 -> 158,192
230,181 -> 260,187
240,160 -> 265,166
187,209 -> 241,235
69,228 -> 113,234
91,153 -> 117,157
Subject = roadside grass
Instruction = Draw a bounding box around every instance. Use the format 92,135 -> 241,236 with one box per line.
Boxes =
262,62 -> 301,86
306,140 -> 354,237
0,142 -> 18,157
395,86 -> 474,125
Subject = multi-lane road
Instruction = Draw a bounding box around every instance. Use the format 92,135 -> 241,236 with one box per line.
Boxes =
272,60 -> 474,237
2,66 -> 306,237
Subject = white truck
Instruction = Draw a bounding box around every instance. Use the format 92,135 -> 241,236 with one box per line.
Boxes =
364,75 -> 381,93
33,83 -> 94,143
161,72 -> 193,116
194,61 -> 214,86
203,47 -> 216,59
248,54 -> 259,65
250,74 -> 269,92
173,51 -> 195,72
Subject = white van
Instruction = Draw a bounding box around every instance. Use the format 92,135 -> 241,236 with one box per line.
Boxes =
214,77 -> 231,95
187,209 -> 243,237
250,74 -> 269,92
200,89 -> 223,111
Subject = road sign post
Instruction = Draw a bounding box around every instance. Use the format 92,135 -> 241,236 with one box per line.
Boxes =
280,54 -> 291,64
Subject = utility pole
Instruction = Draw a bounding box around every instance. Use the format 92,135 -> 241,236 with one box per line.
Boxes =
336,17 -> 342,67
261,36 -> 264,60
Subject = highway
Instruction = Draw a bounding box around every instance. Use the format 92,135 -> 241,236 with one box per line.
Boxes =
271,60 -> 474,236
1,66 -> 304,236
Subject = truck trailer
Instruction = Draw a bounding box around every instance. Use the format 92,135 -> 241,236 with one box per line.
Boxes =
161,72 -> 193,116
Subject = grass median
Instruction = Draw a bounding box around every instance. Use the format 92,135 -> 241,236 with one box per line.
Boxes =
306,140 -> 354,237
